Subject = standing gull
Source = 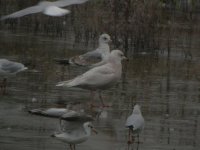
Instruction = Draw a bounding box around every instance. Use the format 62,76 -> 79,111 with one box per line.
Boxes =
125,104 -> 145,144
55,33 -> 111,66
1,0 -> 89,20
51,122 -> 97,150
0,59 -> 27,94
56,50 -> 127,106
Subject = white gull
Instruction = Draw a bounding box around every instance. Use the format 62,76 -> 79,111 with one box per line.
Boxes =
52,122 -> 97,150
1,0 -> 88,20
56,50 -> 127,106
0,58 -> 27,94
125,104 -> 145,144
55,33 -> 111,66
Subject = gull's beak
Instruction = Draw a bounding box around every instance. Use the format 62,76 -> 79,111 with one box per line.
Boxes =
109,39 -> 112,43
122,56 -> 129,61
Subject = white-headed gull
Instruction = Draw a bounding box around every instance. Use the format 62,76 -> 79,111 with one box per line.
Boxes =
51,122 -> 97,150
0,59 -> 27,94
1,0 -> 88,20
56,50 -> 127,106
125,104 -> 145,144
55,33 -> 111,66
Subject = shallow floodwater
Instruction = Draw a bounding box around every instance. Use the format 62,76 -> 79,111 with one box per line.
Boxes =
0,29 -> 200,150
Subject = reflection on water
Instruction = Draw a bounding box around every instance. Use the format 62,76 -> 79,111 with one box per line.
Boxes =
0,30 -> 200,150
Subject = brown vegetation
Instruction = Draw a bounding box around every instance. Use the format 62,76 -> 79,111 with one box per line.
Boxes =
0,0 -> 200,55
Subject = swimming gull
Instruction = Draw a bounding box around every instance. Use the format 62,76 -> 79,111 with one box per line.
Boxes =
54,33 -> 111,66
29,104 -> 94,130
29,105 -> 93,120
1,0 -> 88,20
51,122 -> 97,150
125,104 -> 145,144
56,50 -> 127,106
0,59 -> 27,94
28,104 -> 75,118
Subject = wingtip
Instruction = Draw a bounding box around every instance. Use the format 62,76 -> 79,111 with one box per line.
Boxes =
0,15 -> 11,21
56,83 -> 64,87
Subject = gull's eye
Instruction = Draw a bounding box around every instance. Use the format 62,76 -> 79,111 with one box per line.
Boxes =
103,37 -> 107,40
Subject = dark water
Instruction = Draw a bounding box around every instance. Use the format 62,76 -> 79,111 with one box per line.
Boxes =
0,4 -> 200,149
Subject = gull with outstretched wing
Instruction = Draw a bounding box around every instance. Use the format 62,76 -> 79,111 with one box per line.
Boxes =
1,0 -> 88,20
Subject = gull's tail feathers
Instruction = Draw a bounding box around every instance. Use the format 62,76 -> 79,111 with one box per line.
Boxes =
56,76 -> 82,87
69,56 -> 87,66
53,57 -> 85,66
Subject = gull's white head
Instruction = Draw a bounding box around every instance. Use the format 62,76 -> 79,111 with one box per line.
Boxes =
99,34 -> 111,44
132,104 -> 142,114
83,122 -> 98,134
109,50 -> 127,62
83,122 -> 92,128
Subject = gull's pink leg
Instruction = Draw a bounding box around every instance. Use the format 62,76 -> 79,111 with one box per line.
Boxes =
131,135 -> 135,143
1,78 -> 7,95
131,129 -> 135,143
0,80 -> 3,94
136,135 -> 140,150
73,144 -> 76,150
69,144 -> 73,150
98,91 -> 105,107
136,134 -> 140,144
98,91 -> 111,108
127,129 -> 134,144
3,78 -> 7,95
90,91 -> 96,107
127,129 -> 131,144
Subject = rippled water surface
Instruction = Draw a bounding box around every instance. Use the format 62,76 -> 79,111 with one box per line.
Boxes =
0,28 -> 200,150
